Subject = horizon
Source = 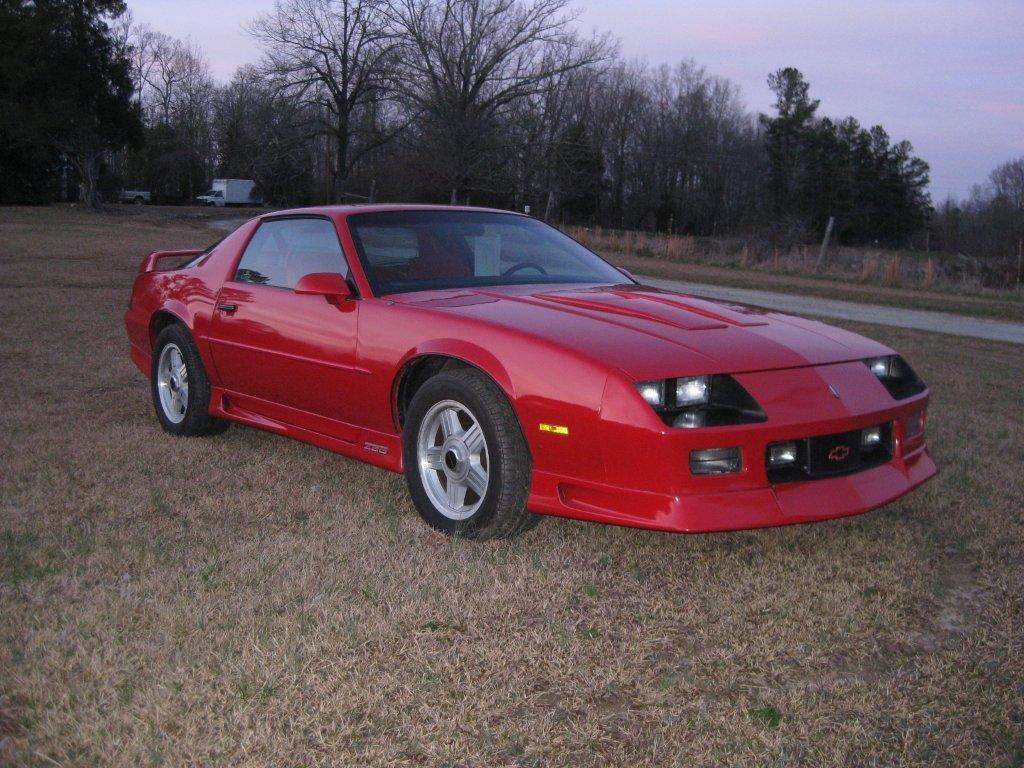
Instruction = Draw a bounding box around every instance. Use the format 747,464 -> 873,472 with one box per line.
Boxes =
127,0 -> 1024,203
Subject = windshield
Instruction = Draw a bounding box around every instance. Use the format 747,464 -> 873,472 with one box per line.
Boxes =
347,210 -> 628,295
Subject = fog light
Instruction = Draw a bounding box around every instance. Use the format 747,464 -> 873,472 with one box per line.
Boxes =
860,426 -> 882,447
689,446 -> 741,475
767,441 -> 798,466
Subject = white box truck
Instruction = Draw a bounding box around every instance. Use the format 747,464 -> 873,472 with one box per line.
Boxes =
196,179 -> 261,207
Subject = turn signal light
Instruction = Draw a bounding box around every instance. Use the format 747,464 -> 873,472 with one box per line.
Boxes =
905,409 -> 925,439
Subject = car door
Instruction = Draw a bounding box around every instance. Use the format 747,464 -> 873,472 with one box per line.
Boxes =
207,216 -> 365,441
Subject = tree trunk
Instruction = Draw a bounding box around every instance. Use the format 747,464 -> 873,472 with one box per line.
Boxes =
71,151 -> 103,210
335,110 -> 349,204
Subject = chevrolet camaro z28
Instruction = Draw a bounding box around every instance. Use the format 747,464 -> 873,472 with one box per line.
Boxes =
124,205 -> 936,539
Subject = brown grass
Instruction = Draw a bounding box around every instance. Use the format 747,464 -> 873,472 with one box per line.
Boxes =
2,206 -> 1023,767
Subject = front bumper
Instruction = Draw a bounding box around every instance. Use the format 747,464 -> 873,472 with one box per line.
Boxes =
530,442 -> 935,533
525,359 -> 937,533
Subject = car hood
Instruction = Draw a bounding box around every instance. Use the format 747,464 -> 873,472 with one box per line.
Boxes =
392,283 -> 892,379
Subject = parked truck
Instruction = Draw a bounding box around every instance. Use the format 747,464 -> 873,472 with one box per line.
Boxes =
195,179 -> 261,207
118,189 -> 151,205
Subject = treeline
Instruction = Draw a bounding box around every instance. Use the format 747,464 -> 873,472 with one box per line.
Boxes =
932,157 -> 1024,264
2,0 -> 1021,269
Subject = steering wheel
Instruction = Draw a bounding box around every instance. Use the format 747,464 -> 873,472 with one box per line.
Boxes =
502,261 -> 548,277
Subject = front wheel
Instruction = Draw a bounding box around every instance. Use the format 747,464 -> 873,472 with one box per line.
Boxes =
403,369 -> 536,539
151,324 -> 228,436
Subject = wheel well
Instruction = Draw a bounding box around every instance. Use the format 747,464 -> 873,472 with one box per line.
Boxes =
149,311 -> 183,347
394,355 -> 476,428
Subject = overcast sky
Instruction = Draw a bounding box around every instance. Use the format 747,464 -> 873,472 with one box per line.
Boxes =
127,0 -> 1024,201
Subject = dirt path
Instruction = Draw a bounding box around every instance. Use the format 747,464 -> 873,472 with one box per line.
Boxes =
640,275 -> 1024,344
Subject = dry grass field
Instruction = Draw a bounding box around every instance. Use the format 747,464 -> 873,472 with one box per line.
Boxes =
1,206 -> 1022,767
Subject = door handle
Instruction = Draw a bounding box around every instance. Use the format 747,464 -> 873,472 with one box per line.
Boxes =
216,303 -> 237,313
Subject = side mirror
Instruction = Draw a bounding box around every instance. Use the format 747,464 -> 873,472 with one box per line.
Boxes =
293,272 -> 352,301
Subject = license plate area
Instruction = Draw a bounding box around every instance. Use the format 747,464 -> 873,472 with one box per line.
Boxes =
766,424 -> 892,483
807,430 -> 861,475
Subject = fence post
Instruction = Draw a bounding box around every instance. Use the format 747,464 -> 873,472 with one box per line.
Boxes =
815,216 -> 835,272
1017,238 -> 1022,290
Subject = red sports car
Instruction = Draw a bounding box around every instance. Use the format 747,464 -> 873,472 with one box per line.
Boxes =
124,205 -> 936,539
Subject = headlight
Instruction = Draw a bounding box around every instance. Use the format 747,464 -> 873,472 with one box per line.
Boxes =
864,355 -> 926,399
676,376 -> 709,406
636,380 -> 666,407
634,374 -> 766,428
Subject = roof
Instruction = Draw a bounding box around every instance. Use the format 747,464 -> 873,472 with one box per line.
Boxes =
259,203 -> 527,219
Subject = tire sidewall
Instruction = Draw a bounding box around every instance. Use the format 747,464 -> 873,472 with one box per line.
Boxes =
403,374 -> 511,537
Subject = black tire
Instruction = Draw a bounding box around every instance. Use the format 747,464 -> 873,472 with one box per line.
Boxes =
150,324 -> 229,437
403,369 -> 537,540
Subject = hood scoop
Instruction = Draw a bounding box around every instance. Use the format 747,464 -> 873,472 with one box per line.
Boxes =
535,286 -> 768,331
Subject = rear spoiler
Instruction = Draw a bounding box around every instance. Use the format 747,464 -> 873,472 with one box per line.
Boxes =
139,249 -> 202,273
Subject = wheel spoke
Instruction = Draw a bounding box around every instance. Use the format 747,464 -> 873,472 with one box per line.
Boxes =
423,446 -> 444,472
463,422 -> 484,455
446,478 -> 467,510
439,408 -> 462,439
466,463 -> 487,497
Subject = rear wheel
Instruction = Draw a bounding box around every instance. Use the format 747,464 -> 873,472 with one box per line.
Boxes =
403,369 -> 536,539
151,324 -> 228,436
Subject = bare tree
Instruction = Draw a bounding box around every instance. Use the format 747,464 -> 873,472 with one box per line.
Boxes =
248,0 -> 399,202
990,156 -> 1024,212
389,0 -> 613,203
214,65 -> 320,204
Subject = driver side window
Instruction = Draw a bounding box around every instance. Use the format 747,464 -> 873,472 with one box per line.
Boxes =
235,217 -> 349,289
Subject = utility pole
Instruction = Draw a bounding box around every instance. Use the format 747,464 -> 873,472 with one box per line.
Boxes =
815,216 -> 835,272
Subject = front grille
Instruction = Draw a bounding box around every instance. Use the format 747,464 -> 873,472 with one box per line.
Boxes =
766,424 -> 892,483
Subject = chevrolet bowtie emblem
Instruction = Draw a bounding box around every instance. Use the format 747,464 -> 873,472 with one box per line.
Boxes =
828,384 -> 841,399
